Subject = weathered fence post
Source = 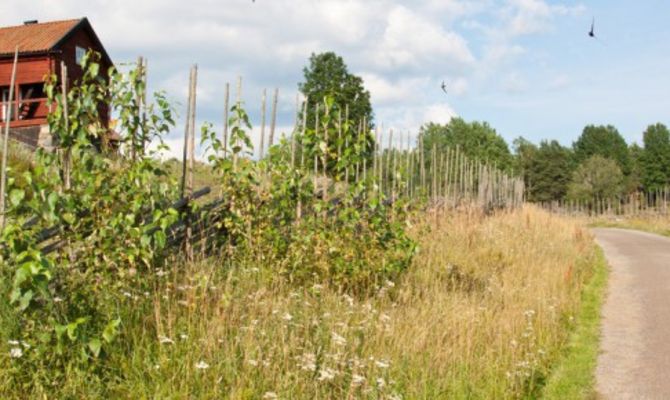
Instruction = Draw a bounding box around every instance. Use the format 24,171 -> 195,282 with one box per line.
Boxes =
259,88 -> 267,159
0,47 -> 18,230
269,87 -> 278,148
222,82 -> 230,155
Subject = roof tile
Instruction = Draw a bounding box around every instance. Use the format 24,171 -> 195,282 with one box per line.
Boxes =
0,19 -> 82,57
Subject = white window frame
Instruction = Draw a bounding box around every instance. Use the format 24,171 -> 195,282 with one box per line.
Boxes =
1,88 -> 9,122
76,46 -> 86,66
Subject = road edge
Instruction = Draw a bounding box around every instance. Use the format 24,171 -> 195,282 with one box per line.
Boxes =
541,245 -> 609,400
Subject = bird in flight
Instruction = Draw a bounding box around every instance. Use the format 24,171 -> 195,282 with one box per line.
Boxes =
441,81 -> 448,94
588,17 -> 596,38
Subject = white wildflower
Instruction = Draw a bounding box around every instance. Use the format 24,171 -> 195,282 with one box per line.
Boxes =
299,353 -> 317,372
376,377 -> 386,388
195,361 -> 210,369
9,347 -> 23,358
180,333 -> 188,340
262,392 -> 278,400
53,296 -> 63,303
331,332 -> 347,346
282,312 -> 293,322
122,291 -> 132,298
158,336 -> 174,345
318,368 -> 337,381
7,340 -> 19,346
247,359 -> 259,367
352,374 -> 366,386
375,359 -> 390,369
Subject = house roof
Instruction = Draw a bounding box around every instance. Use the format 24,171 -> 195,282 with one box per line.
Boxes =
0,19 -> 81,57
0,18 -> 112,65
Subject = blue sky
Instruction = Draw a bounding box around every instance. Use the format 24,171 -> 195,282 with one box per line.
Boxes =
1,0 -> 668,157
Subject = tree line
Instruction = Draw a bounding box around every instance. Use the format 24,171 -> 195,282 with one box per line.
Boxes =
299,51 -> 668,205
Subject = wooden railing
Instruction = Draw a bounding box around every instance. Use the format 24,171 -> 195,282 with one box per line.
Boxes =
1,97 -> 49,128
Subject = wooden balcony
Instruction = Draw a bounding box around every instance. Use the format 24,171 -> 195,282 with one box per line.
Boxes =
0,97 -> 49,129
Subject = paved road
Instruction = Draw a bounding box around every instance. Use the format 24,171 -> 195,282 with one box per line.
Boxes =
592,228 -> 670,400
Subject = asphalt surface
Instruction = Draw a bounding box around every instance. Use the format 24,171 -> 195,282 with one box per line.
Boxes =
592,228 -> 670,400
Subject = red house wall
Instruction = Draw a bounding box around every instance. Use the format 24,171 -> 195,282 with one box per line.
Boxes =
0,55 -> 52,83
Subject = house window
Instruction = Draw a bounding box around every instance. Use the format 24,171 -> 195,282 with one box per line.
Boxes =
76,46 -> 86,66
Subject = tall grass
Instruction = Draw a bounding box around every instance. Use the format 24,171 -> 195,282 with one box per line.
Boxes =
0,205 -> 600,398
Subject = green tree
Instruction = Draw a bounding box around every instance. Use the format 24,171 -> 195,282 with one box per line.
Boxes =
567,155 -> 624,201
297,52 -> 374,176
512,136 -> 538,188
525,140 -> 574,202
419,118 -> 514,170
573,125 -> 631,175
627,142 -> 644,193
299,52 -> 373,132
640,123 -> 670,192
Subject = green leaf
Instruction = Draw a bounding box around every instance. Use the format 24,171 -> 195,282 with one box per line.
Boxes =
54,324 -> 67,340
154,230 -> 166,248
88,338 -> 102,357
8,189 -> 24,207
19,290 -> 34,311
47,192 -> 58,210
62,212 -> 76,225
102,318 -> 121,343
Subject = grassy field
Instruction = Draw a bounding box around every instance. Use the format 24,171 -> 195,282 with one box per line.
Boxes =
0,205 -> 604,399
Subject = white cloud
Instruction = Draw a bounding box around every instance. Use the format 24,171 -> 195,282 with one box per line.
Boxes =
360,73 -> 430,105
370,5 -> 475,72
503,0 -> 586,37
0,0 -> 586,143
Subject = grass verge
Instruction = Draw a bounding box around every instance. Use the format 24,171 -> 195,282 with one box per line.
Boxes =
589,216 -> 670,238
541,246 -> 608,399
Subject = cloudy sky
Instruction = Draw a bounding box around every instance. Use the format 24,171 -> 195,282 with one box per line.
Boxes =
2,0 -> 669,157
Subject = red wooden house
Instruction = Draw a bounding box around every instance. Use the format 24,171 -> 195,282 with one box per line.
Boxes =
0,18 -> 113,148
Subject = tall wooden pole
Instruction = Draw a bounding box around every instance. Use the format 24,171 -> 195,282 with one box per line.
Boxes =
187,66 -> 197,196
180,67 -> 193,199
313,103 -> 319,193
60,61 -> 71,191
269,88 -> 278,148
291,93 -> 299,167
222,82 -> 230,155
233,77 -> 242,171
0,47 -> 18,230
259,88 -> 267,159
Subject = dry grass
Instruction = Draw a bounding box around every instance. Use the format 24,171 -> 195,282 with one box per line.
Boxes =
89,205 -> 598,399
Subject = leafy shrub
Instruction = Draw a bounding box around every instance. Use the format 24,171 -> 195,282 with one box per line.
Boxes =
0,53 -> 178,378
